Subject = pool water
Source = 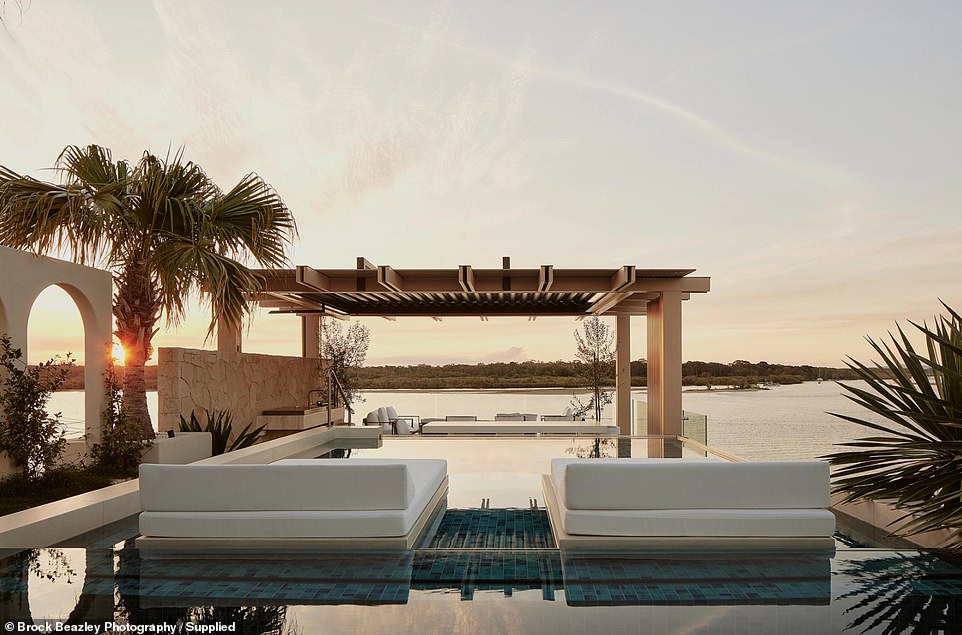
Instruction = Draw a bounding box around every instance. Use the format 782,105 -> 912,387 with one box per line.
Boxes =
4,533 -> 962,634
4,437 -> 962,634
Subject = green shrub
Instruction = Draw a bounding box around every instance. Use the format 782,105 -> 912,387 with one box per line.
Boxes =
90,362 -> 151,475
0,333 -> 72,480
0,465 -> 115,516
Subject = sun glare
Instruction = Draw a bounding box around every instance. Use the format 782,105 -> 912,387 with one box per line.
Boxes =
112,342 -> 126,365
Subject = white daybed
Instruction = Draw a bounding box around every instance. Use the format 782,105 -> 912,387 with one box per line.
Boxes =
543,458 -> 835,550
137,459 -> 448,551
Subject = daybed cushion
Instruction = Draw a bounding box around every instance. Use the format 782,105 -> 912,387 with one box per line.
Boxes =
139,459 -> 447,539
551,458 -> 830,510
562,508 -> 835,537
548,458 -> 834,538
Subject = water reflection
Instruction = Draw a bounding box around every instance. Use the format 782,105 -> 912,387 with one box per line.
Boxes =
5,544 -> 962,634
835,551 -> 962,634
561,551 -> 833,606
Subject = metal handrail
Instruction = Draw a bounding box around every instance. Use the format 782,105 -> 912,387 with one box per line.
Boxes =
327,369 -> 353,425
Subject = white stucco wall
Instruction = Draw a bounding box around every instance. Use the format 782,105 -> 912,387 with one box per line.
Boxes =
0,247 -> 112,460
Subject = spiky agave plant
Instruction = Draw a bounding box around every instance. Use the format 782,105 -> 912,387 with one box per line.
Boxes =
826,302 -> 962,551
179,410 -> 266,455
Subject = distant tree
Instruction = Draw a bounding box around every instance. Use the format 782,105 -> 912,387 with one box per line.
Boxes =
573,317 -> 614,421
0,334 -> 72,480
320,318 -> 370,410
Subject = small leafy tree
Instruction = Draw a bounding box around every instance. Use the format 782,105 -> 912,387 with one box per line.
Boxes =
90,362 -> 151,475
320,317 -> 370,409
825,302 -> 962,551
572,317 -> 614,421
0,334 -> 72,480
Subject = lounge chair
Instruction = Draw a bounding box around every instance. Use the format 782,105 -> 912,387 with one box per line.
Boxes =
362,407 -> 414,435
385,405 -> 420,434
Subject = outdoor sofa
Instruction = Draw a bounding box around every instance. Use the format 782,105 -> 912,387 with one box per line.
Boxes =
136,458 -> 448,552
543,458 -> 835,550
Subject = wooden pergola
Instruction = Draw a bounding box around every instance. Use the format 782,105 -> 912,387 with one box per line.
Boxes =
237,258 -> 710,438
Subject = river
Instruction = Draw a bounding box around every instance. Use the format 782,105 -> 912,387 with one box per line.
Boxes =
49,380 -> 880,461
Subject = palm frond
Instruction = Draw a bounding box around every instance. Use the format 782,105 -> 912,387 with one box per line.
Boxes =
0,161 -> 115,263
824,304 -> 962,551
207,172 -> 296,267
151,240 -> 263,332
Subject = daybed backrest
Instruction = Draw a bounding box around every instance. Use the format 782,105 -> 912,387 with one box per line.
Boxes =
552,458 -> 830,510
140,461 -> 416,512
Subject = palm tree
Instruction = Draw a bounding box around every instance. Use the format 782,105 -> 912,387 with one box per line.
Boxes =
0,145 -> 296,437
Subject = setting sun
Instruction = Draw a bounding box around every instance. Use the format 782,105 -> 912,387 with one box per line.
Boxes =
111,342 -> 126,365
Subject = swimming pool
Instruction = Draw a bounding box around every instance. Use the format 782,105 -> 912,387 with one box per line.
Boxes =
3,436 -> 962,634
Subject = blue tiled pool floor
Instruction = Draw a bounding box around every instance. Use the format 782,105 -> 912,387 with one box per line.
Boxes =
427,509 -> 554,549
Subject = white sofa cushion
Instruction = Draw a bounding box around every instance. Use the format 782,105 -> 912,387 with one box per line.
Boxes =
139,459 -> 448,538
552,458 -> 830,510
562,507 -> 836,537
140,460 -> 445,512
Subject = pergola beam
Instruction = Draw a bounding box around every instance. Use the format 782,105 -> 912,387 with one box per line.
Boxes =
588,292 -> 631,315
610,265 -> 636,292
295,266 -> 332,292
538,265 -> 554,292
459,265 -> 476,292
255,292 -> 326,311
377,265 -> 405,292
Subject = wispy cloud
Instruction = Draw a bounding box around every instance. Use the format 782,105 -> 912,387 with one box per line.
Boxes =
392,20 -> 866,191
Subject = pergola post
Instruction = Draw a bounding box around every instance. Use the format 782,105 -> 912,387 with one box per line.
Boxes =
647,292 -> 683,449
217,319 -> 242,357
301,315 -> 321,358
614,313 -> 632,436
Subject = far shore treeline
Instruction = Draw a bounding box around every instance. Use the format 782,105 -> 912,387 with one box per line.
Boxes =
46,359 -> 857,392
354,360 -> 858,390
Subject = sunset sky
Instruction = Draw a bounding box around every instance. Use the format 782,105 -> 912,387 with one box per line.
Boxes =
2,1 -> 960,368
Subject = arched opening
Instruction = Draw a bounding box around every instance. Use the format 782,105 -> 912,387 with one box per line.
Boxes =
27,548 -> 85,622
27,285 -> 86,439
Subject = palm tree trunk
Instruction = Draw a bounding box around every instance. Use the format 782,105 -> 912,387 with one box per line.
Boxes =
113,257 -> 161,439
122,345 -> 153,438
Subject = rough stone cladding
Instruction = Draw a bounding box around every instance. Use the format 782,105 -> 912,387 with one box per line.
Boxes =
157,347 -> 325,432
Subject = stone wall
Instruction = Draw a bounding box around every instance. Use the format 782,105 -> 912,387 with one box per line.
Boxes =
157,347 -> 327,432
